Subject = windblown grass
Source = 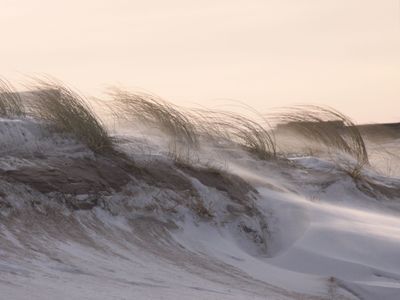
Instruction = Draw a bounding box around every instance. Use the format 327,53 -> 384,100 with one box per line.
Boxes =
0,78 -> 25,117
29,79 -> 113,153
194,110 -> 277,160
274,105 -> 369,169
110,89 -> 199,151
111,89 -> 277,160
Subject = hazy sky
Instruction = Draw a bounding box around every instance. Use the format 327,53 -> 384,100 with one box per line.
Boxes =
1,0 -> 399,123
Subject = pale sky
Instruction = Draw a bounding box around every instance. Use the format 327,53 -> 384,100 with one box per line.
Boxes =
1,0 -> 399,123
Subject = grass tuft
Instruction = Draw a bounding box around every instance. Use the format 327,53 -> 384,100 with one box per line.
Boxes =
274,105 -> 369,167
110,89 -> 199,153
111,90 -> 277,160
195,110 -> 277,160
29,79 -> 113,153
0,78 -> 25,117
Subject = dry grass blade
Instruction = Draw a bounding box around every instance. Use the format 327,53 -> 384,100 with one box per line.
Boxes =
195,110 -> 276,159
0,78 -> 25,117
110,89 -> 199,149
274,105 -> 368,166
30,79 -> 113,153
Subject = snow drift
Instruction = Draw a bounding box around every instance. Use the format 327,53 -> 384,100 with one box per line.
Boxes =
1,80 -> 400,300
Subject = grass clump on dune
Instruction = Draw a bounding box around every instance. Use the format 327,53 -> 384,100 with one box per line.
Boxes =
275,105 -> 369,174
111,89 -> 199,150
195,110 -> 277,160
111,89 -> 277,160
30,79 -> 113,153
0,78 -> 25,117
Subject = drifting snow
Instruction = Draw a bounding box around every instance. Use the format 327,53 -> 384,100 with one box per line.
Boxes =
1,118 -> 400,299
